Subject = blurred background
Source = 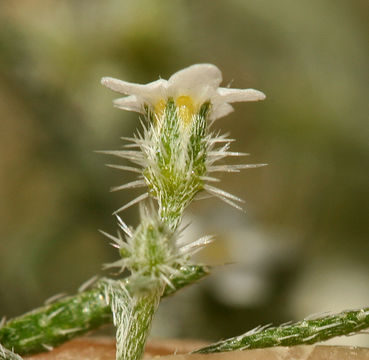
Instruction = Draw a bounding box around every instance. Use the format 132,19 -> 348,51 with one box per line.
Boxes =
0,0 -> 368,347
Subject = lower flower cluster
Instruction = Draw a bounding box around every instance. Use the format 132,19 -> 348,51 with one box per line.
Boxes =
102,204 -> 212,293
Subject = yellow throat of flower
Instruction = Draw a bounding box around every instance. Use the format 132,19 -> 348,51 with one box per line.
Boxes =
154,96 -> 197,127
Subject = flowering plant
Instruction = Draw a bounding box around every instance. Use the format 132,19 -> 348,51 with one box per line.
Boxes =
0,64 -> 368,360
98,64 -> 265,360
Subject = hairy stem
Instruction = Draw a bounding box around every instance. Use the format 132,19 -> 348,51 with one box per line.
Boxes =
0,265 -> 209,356
114,286 -> 162,360
0,285 -> 110,356
194,307 -> 369,353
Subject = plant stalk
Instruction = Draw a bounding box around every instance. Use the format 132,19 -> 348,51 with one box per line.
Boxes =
115,287 -> 163,360
194,307 -> 369,353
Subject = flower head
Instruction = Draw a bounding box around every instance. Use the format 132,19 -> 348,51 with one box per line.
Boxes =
100,64 -> 266,229
101,64 -> 265,121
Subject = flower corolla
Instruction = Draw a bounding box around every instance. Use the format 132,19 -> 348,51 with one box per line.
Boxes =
101,64 -> 265,121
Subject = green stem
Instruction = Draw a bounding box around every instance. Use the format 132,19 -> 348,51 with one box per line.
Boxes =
114,286 -> 163,360
0,284 -> 111,356
0,265 -> 209,356
194,307 -> 369,353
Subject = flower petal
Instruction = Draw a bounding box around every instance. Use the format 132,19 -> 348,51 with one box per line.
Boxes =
217,87 -> 266,102
167,64 -> 222,101
101,77 -> 167,104
113,95 -> 143,113
210,103 -> 234,120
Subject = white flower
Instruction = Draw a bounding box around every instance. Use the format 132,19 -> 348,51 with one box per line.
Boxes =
100,64 -> 267,220
101,64 -> 265,121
